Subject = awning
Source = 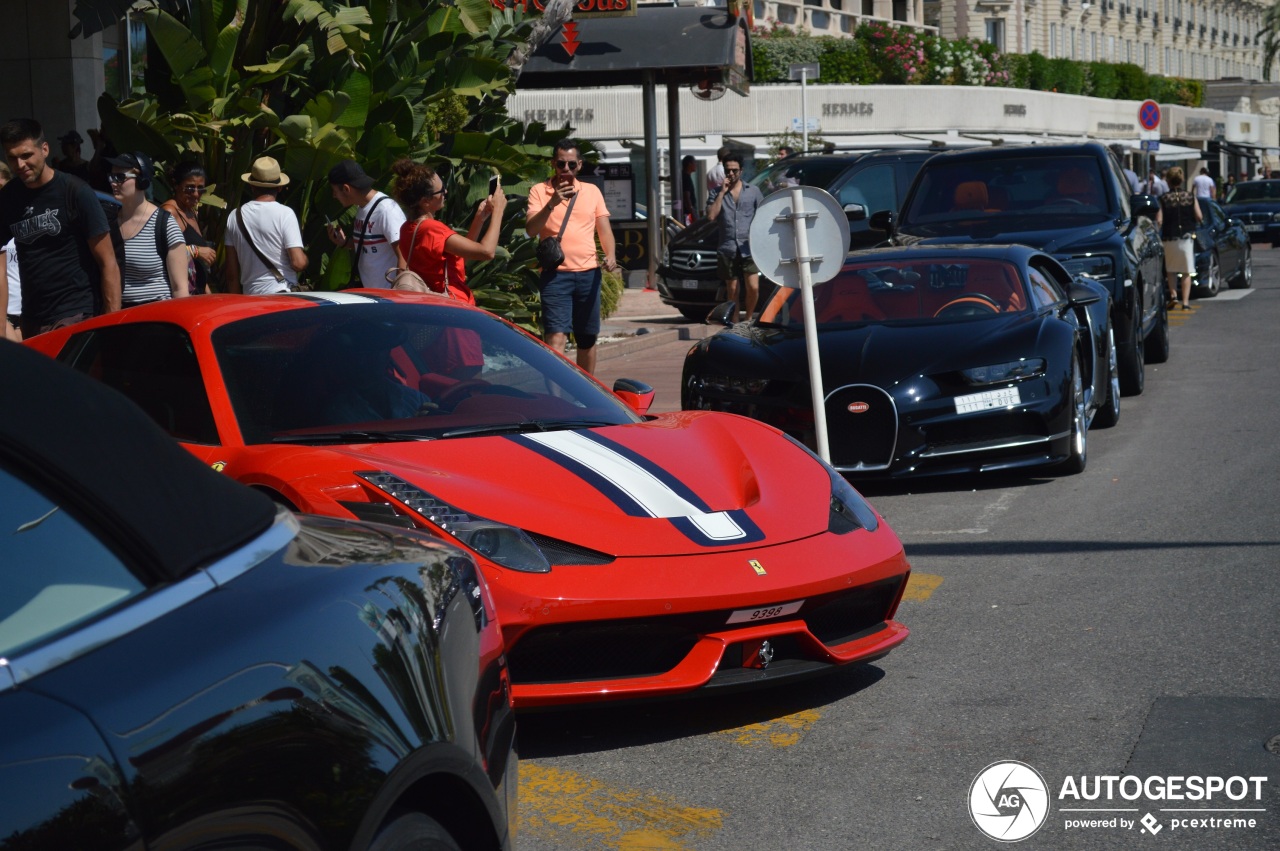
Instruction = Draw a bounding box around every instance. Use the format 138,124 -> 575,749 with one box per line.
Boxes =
1096,138 -> 1205,161
517,7 -> 752,92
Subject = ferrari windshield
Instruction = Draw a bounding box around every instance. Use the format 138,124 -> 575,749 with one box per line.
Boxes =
1224,180 -> 1280,203
900,155 -> 1113,235
758,258 -> 1031,329
214,304 -> 640,445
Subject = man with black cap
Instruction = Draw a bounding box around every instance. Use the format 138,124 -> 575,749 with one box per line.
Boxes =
54,130 -> 92,182
326,159 -> 405,288
0,117 -> 121,337
224,156 -> 307,294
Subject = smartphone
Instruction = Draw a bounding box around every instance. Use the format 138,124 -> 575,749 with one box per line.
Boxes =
489,175 -> 500,196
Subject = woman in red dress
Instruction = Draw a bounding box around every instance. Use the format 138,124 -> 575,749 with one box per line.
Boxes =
390,159 -> 507,303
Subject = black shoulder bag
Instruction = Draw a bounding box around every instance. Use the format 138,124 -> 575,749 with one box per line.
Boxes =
348,195 -> 389,287
535,191 -> 577,271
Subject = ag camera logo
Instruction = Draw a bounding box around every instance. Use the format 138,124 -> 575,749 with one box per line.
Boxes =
969,761 -> 1050,842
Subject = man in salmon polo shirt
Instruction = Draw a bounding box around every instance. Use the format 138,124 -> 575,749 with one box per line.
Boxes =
526,139 -> 618,375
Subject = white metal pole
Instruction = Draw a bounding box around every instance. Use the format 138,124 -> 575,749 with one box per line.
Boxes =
801,69 -> 809,154
788,186 -> 830,463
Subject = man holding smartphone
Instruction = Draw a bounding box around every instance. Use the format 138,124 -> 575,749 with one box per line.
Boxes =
326,159 -> 406,288
707,153 -> 763,320
526,139 -> 618,376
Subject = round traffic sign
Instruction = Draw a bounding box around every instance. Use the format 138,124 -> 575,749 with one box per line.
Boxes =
748,186 -> 850,288
1139,99 -> 1161,131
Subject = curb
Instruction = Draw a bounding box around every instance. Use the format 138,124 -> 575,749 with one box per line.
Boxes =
595,323 -> 716,362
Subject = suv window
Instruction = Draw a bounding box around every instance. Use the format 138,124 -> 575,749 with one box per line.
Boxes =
753,159 -> 851,195
0,462 -> 145,658
837,164 -> 896,215
902,155 -> 1113,233
57,324 -> 220,445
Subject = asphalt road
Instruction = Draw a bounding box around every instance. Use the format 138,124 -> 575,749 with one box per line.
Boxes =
517,251 -> 1280,851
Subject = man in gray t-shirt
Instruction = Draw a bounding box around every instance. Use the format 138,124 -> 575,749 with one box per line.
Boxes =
707,153 -> 764,319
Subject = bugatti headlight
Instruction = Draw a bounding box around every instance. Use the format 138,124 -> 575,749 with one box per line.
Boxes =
355,471 -> 551,573
780,434 -> 879,534
1271,213 -> 1280,222
1060,254 -> 1115,283
961,358 -> 1045,386
691,373 -> 770,395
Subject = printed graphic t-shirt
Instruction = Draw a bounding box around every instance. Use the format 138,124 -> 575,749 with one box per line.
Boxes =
0,171 -> 109,326
353,192 -> 407,287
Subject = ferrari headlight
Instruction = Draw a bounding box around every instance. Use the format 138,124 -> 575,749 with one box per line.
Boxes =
355,471 -> 551,573
1060,255 -> 1115,282
961,358 -> 1045,385
691,374 -> 770,395
780,434 -> 879,534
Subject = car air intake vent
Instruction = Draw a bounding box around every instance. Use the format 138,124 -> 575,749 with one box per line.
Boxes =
526,531 -> 616,565
825,385 -> 898,471
338,501 -> 418,529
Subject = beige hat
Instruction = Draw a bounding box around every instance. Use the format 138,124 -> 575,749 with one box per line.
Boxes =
241,156 -> 290,188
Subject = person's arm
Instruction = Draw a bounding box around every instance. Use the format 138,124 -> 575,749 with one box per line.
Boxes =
596,215 -> 618,272
288,247 -> 308,273
525,184 -> 560,237
224,246 -> 242,294
284,212 -> 308,273
707,188 -> 726,222
446,190 -> 509,261
87,231 -> 121,312
1193,197 -> 1203,223
167,242 -> 190,298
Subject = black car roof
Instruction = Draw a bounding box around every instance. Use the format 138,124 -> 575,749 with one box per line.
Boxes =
776,149 -> 937,165
0,340 -> 276,582
916,141 -> 1108,163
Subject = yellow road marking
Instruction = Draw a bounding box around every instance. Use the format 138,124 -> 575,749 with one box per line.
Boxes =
902,572 -> 944,601
519,762 -> 722,850
714,708 -> 822,748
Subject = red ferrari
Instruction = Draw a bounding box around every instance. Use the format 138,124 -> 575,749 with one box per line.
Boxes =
27,291 -> 911,708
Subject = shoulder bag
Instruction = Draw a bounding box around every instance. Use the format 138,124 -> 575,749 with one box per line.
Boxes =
348,195 -> 389,288
535,191 -> 578,271
387,219 -> 453,297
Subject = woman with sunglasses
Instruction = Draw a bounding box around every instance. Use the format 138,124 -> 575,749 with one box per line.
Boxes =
161,161 -> 217,294
107,152 -> 189,307
389,158 -> 507,302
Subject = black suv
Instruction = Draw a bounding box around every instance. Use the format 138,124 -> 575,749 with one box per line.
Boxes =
880,142 -> 1167,396
657,149 -> 939,320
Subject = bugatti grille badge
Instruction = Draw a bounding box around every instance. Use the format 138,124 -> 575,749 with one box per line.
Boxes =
847,401 -> 870,414
749,559 -> 767,576
758,640 -> 774,669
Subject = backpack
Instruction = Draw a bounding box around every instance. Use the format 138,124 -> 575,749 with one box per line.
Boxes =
152,208 -> 198,294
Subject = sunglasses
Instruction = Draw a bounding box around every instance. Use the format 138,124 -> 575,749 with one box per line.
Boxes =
107,172 -> 138,185
725,168 -> 742,174
555,160 -> 581,170
182,185 -> 207,195
423,187 -> 446,198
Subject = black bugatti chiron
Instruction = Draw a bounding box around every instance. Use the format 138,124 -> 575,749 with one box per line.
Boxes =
682,244 -> 1118,478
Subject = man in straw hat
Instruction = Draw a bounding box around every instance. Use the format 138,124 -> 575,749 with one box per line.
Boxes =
224,156 -> 307,294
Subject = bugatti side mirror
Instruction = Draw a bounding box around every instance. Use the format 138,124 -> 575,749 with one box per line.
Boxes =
869,209 -> 896,234
1067,282 -> 1102,307
708,300 -> 739,327
612,378 -> 655,416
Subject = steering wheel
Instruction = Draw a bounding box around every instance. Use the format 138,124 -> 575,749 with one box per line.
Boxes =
436,378 -> 494,408
934,293 -> 1001,319
1050,197 -> 1087,207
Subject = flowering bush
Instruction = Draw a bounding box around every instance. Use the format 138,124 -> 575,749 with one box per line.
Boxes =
859,22 -> 931,84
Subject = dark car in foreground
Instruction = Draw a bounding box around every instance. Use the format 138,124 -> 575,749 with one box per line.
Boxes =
0,340 -> 515,850
657,149 -> 938,320
683,244 -> 1117,478
1192,197 -> 1252,297
1221,178 -> 1280,243
882,142 -> 1167,398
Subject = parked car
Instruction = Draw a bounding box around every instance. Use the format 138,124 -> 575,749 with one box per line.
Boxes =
26,290 -> 912,709
657,149 -> 939,320
683,245 -> 1117,478
0,339 -> 516,851
879,142 -> 1167,398
1221,178 -> 1280,243
1192,197 -> 1252,297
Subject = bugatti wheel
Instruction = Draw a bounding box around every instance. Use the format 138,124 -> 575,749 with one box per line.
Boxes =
1230,247 -> 1252,289
368,813 -> 462,851
1092,326 -> 1121,429
1059,355 -> 1088,475
1118,306 -> 1145,396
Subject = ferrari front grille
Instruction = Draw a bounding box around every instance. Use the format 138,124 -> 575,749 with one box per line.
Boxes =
825,385 -> 898,470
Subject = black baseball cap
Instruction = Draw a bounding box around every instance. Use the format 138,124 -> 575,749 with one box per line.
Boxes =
328,159 -> 373,191
105,151 -> 153,175
59,130 -> 84,145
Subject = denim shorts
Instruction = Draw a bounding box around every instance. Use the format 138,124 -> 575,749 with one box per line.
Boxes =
540,268 -> 602,337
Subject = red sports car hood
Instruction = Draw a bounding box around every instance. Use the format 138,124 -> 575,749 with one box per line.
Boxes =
308,412 -> 840,557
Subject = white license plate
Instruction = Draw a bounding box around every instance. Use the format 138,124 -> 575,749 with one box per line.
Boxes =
1245,224 -> 1264,233
955,386 -> 1021,415
727,600 -> 804,625
676,279 -> 702,290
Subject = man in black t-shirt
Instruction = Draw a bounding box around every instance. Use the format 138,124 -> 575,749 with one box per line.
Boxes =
0,118 -> 121,338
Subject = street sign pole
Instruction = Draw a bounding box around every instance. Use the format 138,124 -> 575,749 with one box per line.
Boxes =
786,187 -> 829,461
801,68 -> 809,154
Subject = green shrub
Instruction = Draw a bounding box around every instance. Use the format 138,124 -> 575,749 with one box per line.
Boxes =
1087,62 -> 1120,99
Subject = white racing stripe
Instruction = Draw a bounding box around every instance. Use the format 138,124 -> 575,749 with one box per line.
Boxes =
287,292 -> 381,305
523,431 -> 746,541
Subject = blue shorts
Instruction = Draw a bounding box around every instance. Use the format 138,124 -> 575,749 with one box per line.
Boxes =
540,268 -> 602,338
